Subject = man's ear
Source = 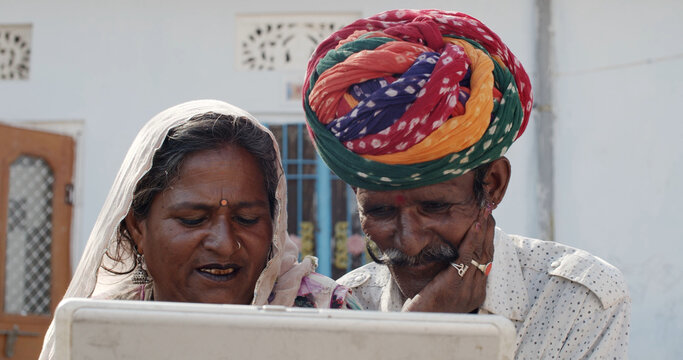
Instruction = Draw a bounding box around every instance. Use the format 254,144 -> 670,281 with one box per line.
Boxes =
484,157 -> 511,208
124,212 -> 146,255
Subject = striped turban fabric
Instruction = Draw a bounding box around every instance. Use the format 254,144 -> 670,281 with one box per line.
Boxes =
304,9 -> 533,190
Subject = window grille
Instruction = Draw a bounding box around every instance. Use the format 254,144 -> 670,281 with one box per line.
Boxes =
268,123 -> 368,278
0,24 -> 32,80
236,13 -> 359,71
5,155 -> 53,315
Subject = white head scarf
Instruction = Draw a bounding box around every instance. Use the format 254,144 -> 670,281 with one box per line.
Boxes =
39,100 -> 318,359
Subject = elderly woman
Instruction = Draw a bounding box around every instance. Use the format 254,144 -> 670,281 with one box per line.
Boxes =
39,100 -> 358,359
303,9 -> 630,359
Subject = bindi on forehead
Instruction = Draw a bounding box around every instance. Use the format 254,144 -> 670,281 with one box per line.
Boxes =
395,195 -> 406,205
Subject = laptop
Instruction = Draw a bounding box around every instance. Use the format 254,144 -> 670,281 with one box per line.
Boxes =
54,298 -> 516,359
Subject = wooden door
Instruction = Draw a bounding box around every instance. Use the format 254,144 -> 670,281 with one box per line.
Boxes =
0,123 -> 74,359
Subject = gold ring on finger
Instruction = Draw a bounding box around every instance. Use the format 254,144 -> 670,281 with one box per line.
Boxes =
470,259 -> 492,276
450,262 -> 469,277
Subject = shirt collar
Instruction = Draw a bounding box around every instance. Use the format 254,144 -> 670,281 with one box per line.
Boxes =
480,227 -> 529,321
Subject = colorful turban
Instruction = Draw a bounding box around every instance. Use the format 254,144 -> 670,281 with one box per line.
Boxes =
303,9 -> 533,190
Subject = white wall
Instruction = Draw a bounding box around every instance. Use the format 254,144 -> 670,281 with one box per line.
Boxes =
553,1 -> 683,358
2,0 -> 679,357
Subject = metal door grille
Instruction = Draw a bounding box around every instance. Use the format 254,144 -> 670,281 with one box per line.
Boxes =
5,155 -> 53,315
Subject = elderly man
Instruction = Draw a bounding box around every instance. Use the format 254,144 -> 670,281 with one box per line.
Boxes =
303,9 -> 630,359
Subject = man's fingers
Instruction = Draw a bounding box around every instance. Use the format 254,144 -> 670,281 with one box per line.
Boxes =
481,215 -> 495,264
456,208 -> 489,266
403,211 -> 495,313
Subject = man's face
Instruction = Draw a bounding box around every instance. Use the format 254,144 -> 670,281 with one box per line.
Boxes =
355,173 -> 480,299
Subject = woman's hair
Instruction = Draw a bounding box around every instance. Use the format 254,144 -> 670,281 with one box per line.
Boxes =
106,112 -> 279,274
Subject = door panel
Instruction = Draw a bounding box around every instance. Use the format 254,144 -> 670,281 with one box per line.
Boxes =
0,123 -> 74,359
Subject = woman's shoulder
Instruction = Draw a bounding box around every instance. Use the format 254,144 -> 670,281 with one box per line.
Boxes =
294,272 -> 361,310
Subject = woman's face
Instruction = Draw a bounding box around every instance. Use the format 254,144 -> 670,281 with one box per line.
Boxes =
128,143 -> 274,304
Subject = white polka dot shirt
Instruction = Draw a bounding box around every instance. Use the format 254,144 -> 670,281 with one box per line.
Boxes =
338,228 -> 631,359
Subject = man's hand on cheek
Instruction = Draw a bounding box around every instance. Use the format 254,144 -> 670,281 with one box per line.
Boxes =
402,211 -> 495,313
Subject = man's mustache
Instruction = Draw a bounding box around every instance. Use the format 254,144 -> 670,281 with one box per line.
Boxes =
372,242 -> 459,266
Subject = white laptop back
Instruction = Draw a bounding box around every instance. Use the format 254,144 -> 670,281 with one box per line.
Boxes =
54,298 -> 515,359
